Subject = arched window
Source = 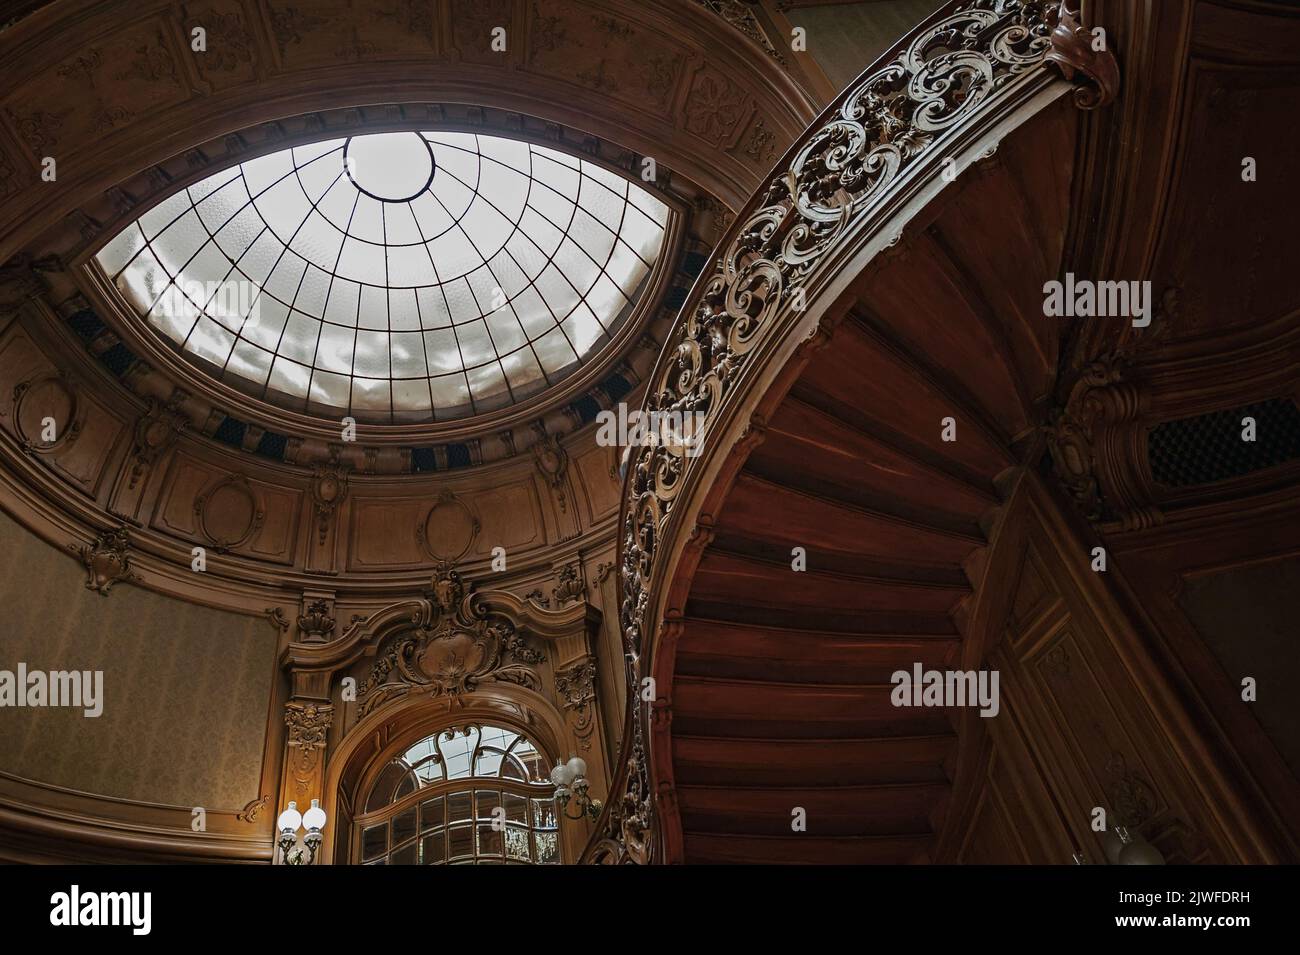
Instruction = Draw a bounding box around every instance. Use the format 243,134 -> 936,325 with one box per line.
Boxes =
353,723 -> 559,865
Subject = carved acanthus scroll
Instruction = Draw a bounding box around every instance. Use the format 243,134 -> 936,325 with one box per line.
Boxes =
284,700 -> 334,800
1045,356 -> 1156,529
556,657 -> 599,753
357,565 -> 546,715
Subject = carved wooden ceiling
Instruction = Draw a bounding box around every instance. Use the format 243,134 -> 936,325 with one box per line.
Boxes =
2,0 -> 1298,868
0,0 -> 828,618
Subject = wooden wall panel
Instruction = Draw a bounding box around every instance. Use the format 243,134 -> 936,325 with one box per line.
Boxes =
572,442 -> 622,525
959,753 -> 1034,864
0,322 -> 57,414
40,393 -> 125,497
470,480 -> 544,556
150,451 -> 302,564
347,498 -> 428,570
952,477 -> 1237,863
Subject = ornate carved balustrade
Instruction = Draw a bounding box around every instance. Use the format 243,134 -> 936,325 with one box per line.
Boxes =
585,0 -> 1116,863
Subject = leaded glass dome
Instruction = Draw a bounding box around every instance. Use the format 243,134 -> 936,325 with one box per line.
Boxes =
96,130 -> 669,424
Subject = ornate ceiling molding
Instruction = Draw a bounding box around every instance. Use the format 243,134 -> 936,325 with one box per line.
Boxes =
0,0 -> 821,269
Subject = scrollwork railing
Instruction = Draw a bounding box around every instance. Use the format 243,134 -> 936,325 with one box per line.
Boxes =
584,0 -> 1116,864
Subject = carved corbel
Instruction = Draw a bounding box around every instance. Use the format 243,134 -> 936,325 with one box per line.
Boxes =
551,561 -> 587,606
237,795 -> 269,824
296,598 -> 336,644
427,560 -> 465,612
0,258 -> 44,315
1044,0 -> 1120,109
532,430 -> 571,514
282,699 -> 334,810
732,413 -> 767,456
555,656 -> 598,753
1046,357 -> 1157,528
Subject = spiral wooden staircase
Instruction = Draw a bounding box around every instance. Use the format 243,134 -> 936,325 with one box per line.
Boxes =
586,0 -> 1120,865
667,96 -> 1076,863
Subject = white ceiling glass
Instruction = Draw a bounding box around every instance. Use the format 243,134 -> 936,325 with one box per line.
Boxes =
96,131 -> 670,423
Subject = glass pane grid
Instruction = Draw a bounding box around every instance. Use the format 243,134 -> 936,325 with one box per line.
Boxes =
356,724 -> 562,866
97,130 -> 669,423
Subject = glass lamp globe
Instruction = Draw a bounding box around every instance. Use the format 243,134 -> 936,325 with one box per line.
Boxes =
277,801 -> 302,833
566,756 -> 587,781
550,762 -> 574,787
302,799 -> 327,832
1102,827 -> 1125,864
1118,838 -> 1165,865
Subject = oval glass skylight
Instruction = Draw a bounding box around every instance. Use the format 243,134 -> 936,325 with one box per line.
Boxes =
96,131 -> 670,423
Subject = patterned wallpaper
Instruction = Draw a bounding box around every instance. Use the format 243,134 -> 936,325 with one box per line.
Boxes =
0,508 -> 277,808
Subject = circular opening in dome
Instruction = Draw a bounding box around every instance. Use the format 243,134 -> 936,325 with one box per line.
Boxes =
343,132 -> 436,202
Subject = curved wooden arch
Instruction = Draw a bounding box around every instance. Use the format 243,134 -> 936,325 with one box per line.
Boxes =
284,577 -> 607,863
322,684 -> 575,864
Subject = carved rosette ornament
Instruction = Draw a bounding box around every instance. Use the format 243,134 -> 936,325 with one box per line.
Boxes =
357,567 -> 546,715
74,526 -> 137,595
600,0 -> 1119,864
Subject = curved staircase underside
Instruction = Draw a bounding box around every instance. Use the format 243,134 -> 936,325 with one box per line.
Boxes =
661,99 -> 1080,864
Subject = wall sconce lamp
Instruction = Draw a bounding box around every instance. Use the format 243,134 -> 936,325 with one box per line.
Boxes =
277,799 -> 327,865
550,756 -> 602,821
